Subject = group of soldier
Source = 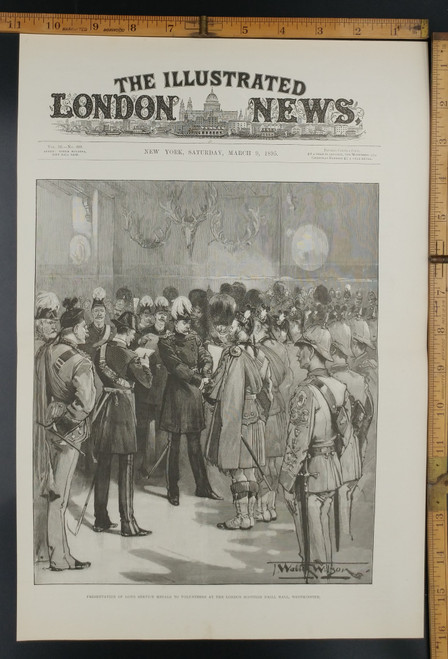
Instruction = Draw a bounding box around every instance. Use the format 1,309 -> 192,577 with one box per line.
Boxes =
33,279 -> 377,579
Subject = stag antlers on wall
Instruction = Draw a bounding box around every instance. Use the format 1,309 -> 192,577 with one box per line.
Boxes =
122,207 -> 171,249
209,206 -> 262,254
159,184 -> 219,259
122,183 -> 262,257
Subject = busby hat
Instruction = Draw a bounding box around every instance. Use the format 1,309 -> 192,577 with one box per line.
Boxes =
138,295 -> 154,314
60,297 -> 85,329
35,291 -> 60,320
163,286 -> 179,304
328,320 -> 353,358
243,288 -> 265,310
219,282 -> 233,295
209,293 -> 236,326
295,325 -> 333,362
313,284 -> 331,306
112,311 -> 138,333
188,288 -> 209,311
91,286 -> 106,310
231,281 -> 247,309
171,296 -> 193,321
115,286 -> 133,305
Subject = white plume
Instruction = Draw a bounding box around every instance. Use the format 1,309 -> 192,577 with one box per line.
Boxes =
139,295 -> 154,309
92,286 -> 106,301
171,296 -> 192,320
35,291 -> 60,312
154,296 -> 169,309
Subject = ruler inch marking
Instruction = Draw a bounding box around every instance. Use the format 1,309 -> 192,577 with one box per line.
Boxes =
0,13 -> 428,39
429,37 -> 448,656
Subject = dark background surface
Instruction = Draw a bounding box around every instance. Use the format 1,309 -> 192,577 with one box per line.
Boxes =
0,1 -> 439,656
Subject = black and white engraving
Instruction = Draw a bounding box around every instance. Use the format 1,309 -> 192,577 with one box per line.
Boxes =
33,179 -> 378,585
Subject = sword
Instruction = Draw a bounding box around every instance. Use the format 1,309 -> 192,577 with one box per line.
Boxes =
297,471 -> 311,583
70,391 -> 114,535
141,442 -> 170,480
240,434 -> 272,492
36,421 -> 85,456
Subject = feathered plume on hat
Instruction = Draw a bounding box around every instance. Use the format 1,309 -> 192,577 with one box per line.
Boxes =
91,286 -> 106,310
171,296 -> 193,321
60,297 -> 84,329
235,305 -> 255,335
139,295 -> 154,313
154,296 -> 170,313
35,291 -> 60,320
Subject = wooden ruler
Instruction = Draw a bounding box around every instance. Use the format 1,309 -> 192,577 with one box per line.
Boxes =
429,33 -> 448,659
0,14 -> 428,39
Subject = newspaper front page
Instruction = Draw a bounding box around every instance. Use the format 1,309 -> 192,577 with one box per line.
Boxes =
17,35 -> 428,640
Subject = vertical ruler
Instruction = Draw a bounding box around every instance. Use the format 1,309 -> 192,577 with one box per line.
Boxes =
429,33 -> 448,659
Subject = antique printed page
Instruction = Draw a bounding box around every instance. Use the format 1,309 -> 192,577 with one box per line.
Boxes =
17,35 -> 428,640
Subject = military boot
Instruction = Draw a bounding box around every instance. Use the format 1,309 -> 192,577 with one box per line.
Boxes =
217,482 -> 251,530
267,490 -> 277,521
248,481 -> 259,527
255,492 -> 271,522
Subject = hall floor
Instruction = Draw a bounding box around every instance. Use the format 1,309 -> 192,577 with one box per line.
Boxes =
34,457 -> 374,586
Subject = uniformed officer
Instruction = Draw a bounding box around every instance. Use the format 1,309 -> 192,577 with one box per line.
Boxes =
328,319 -> 373,547
158,296 -> 221,506
93,311 -> 152,536
34,291 -> 60,352
113,286 -> 133,319
83,287 -> 115,358
134,296 -> 169,479
34,291 -> 60,564
349,317 -> 378,394
205,309 -> 272,530
279,325 -> 351,577
35,297 -> 96,571
253,305 -> 291,522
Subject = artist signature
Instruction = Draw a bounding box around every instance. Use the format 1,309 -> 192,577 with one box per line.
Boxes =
267,561 -> 370,581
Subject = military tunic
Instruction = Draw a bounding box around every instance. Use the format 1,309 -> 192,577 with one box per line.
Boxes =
258,337 -> 290,458
279,369 -> 347,495
92,337 -> 153,533
93,339 -> 153,454
158,331 -> 212,434
41,338 -> 96,570
83,322 -> 115,359
279,368 -> 350,566
328,363 -> 364,483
